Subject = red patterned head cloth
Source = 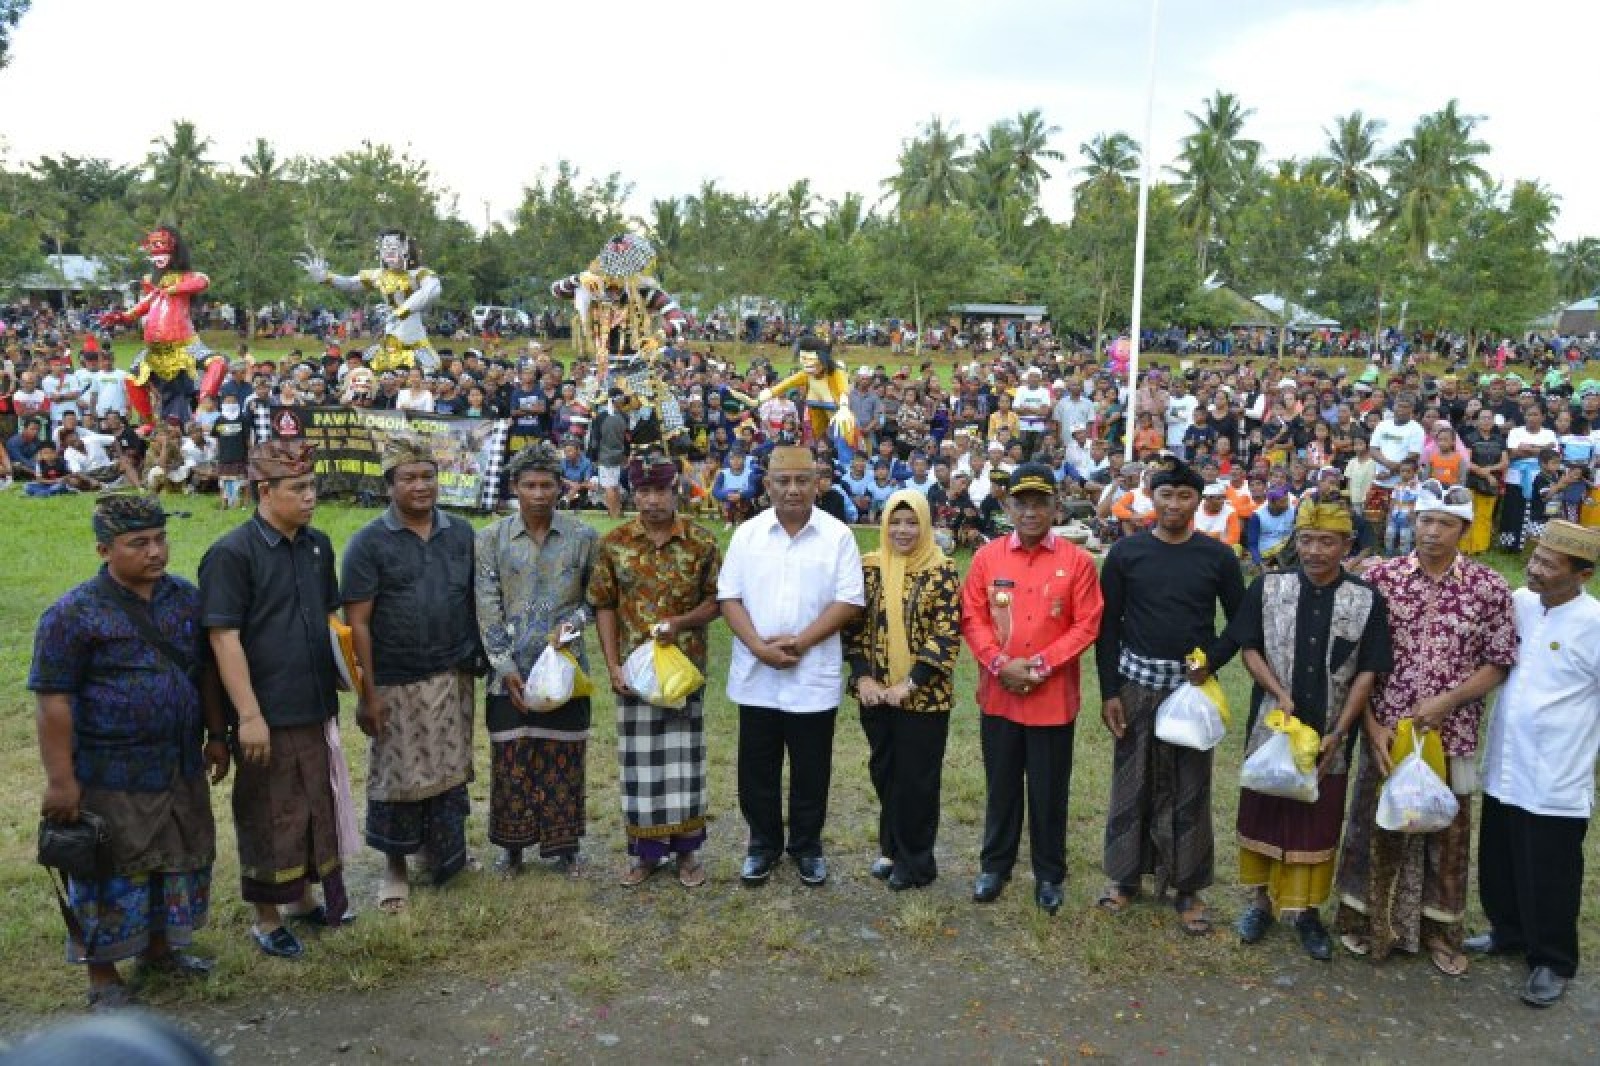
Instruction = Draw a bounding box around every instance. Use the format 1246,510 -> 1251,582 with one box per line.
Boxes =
248,439 -> 317,483
628,455 -> 678,489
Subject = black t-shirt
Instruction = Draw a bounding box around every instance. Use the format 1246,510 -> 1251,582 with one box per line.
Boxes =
213,414 -> 249,464
198,513 -> 341,729
114,426 -> 147,463
1095,531 -> 1247,700
340,508 -> 480,686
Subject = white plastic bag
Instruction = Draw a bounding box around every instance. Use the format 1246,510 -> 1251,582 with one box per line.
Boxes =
525,643 -> 577,712
1154,683 -> 1227,751
1240,730 -> 1319,803
1376,731 -> 1459,833
623,642 -> 662,704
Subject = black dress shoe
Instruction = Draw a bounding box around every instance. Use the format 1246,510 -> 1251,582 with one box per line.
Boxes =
1236,905 -> 1273,945
870,857 -> 894,881
972,871 -> 1008,903
796,855 -> 828,886
1295,910 -> 1333,962
888,870 -> 931,892
740,854 -> 775,886
1522,966 -> 1568,1008
1034,881 -> 1064,915
1464,931 -> 1522,956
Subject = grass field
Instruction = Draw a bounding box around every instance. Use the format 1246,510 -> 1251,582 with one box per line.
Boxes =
3,340 -> 1599,1020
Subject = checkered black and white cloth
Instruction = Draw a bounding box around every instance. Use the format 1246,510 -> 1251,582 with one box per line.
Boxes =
1118,647 -> 1188,692
478,418 -> 511,510
617,694 -> 707,834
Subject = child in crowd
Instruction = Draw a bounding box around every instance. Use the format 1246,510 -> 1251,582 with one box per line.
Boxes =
1385,458 -> 1420,556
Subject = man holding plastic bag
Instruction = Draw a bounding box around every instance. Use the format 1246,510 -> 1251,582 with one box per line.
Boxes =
1474,521 -> 1600,1007
588,455 -> 722,889
475,444 -> 599,877
1227,493 -> 1391,961
1333,478 -> 1516,976
1096,456 -> 1244,934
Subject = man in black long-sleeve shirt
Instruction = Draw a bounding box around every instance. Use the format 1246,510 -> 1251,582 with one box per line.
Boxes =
1097,455 -> 1245,935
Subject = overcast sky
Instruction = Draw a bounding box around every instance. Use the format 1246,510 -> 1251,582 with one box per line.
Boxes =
2,0 -> 1595,241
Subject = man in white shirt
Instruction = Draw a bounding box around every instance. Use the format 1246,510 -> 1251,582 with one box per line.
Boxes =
718,446 -> 864,888
42,358 -> 92,429
1053,379 -> 1096,447
1165,378 -> 1199,455
82,351 -> 129,419
1012,368 -> 1053,459
1368,395 -> 1426,489
1471,520 -> 1600,1008
1061,425 -> 1093,480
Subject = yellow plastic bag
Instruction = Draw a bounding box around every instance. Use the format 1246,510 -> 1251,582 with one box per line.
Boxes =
1185,649 -> 1230,727
1264,709 -> 1321,774
1389,719 -> 1447,782
652,642 -> 704,708
328,615 -> 362,692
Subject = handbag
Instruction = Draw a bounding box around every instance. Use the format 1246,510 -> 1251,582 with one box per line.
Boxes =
37,809 -> 110,881
38,809 -> 112,953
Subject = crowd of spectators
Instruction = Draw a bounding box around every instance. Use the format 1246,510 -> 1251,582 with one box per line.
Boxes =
3,298 -> 1600,567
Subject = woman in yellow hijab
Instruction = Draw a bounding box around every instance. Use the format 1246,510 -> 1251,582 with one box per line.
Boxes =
842,489 -> 962,890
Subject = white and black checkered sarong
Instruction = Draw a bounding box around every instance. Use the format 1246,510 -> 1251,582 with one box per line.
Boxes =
1117,647 -> 1187,692
617,695 -> 707,837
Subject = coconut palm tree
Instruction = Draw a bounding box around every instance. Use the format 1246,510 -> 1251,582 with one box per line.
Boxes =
147,119 -> 214,227
645,197 -> 684,283
1555,237 -> 1600,300
777,179 -> 818,232
968,123 -> 1023,211
1378,100 -> 1491,262
1309,111 -> 1385,222
1168,129 -> 1233,274
1170,91 -> 1260,274
821,192 -> 869,244
1008,108 -> 1065,195
240,138 -> 285,184
881,116 -> 969,213
1075,131 -> 1140,194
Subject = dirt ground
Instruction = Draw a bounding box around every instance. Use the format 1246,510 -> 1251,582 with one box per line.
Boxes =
6,860 -> 1597,1065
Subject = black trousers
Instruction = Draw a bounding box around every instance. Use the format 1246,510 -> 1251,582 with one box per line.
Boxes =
860,706 -> 950,884
980,714 -> 1076,884
1479,794 -> 1589,977
738,706 -> 836,860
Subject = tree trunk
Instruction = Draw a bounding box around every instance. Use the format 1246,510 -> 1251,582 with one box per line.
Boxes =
912,281 -> 923,358
246,307 -> 258,340
1093,286 -> 1109,358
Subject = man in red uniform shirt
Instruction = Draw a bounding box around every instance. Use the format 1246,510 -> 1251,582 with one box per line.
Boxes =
960,462 -> 1104,913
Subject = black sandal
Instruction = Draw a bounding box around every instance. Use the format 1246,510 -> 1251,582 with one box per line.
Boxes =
251,925 -> 305,959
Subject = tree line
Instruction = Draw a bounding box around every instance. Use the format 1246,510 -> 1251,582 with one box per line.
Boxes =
1,95 -> 1597,351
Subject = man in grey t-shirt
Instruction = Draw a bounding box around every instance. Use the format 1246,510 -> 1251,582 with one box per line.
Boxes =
587,391 -> 630,518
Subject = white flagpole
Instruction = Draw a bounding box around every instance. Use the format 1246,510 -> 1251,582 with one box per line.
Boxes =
1125,0 -> 1161,462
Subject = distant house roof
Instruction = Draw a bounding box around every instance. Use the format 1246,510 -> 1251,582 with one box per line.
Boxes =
1558,296 -> 1599,335
13,254 -> 124,292
1250,293 -> 1340,330
949,303 -> 1048,318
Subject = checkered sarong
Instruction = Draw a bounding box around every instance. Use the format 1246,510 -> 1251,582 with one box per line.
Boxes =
617,695 -> 707,839
478,418 -> 510,510
1117,647 -> 1187,691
